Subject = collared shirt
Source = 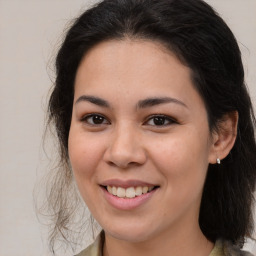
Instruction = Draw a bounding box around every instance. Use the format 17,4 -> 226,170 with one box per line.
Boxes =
76,232 -> 104,256
75,232 -> 253,256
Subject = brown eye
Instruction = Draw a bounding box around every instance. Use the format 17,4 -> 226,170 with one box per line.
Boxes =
82,114 -> 109,125
146,115 -> 175,126
152,116 -> 166,126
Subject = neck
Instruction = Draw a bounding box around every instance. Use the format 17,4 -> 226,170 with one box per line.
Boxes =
103,222 -> 213,256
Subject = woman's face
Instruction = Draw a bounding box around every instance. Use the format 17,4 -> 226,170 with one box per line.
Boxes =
69,40 -> 217,242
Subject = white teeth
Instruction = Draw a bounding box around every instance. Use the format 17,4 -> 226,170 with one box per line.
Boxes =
106,185 -> 155,198
135,186 -> 142,196
126,187 -> 136,198
107,185 -> 112,193
148,187 -> 154,192
142,186 -> 149,194
116,187 -> 126,198
112,186 -> 117,196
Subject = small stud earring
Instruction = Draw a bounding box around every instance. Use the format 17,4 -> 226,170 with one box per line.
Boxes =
217,158 -> 221,164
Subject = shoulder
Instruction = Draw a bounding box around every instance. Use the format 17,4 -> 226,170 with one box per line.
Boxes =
210,240 -> 253,256
75,235 -> 254,256
75,232 -> 104,256
222,240 -> 254,256
75,243 -> 100,256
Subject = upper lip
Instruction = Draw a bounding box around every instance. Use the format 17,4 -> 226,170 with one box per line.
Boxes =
100,179 -> 158,188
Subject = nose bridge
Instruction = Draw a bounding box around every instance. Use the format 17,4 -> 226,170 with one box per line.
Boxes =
104,121 -> 146,168
114,122 -> 135,149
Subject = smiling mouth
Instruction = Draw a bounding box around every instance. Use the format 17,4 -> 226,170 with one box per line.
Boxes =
103,185 -> 159,199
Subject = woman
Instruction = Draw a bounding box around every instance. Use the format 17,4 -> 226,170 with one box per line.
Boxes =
46,0 -> 256,255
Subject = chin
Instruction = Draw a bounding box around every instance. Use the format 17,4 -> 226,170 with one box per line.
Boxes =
103,222 -> 157,243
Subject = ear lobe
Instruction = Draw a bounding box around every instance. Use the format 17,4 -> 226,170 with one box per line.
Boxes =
208,111 -> 238,164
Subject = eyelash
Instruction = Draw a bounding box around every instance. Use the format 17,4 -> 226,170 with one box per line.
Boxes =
144,114 -> 177,127
80,114 -> 110,126
80,114 -> 177,127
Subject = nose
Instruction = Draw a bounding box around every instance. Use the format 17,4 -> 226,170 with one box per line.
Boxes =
103,124 -> 147,169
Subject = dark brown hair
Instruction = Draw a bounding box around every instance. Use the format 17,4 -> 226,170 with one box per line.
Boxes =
46,0 -> 256,252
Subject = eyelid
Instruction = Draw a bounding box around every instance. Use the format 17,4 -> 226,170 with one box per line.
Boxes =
79,113 -> 177,127
80,113 -> 110,126
143,114 -> 177,126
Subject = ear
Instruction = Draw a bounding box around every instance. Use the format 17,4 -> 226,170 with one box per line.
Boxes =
208,111 -> 238,164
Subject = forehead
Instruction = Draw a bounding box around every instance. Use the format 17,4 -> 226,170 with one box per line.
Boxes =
73,38 -> 208,126
75,39 -> 192,93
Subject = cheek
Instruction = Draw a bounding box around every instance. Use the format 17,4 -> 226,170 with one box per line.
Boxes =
68,131 -> 107,210
68,130 -> 103,185
150,130 -> 210,190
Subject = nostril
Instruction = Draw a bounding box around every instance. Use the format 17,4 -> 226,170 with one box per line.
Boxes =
107,160 -> 142,169
103,135 -> 147,168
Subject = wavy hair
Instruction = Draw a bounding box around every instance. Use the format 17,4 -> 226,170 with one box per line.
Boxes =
45,0 -> 256,252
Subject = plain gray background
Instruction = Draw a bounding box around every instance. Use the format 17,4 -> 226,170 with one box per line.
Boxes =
0,0 -> 255,255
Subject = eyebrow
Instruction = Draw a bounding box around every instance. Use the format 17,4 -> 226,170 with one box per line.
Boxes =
75,95 -> 187,109
137,97 -> 187,109
75,95 -> 110,107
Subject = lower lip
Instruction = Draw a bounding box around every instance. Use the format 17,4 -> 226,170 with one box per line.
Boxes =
101,187 -> 157,210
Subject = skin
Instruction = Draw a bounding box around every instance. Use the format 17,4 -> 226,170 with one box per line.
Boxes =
68,39 -> 237,256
